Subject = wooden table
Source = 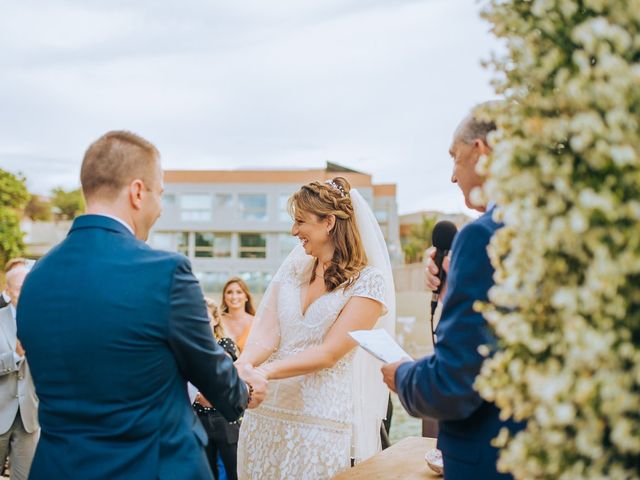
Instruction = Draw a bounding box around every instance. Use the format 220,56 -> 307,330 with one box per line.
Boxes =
333,436 -> 440,479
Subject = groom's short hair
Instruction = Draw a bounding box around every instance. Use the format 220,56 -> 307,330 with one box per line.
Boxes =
81,130 -> 160,201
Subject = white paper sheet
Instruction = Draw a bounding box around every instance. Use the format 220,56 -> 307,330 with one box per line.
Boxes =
349,329 -> 412,364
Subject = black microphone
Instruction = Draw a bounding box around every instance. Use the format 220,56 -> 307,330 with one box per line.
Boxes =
429,220 -> 457,345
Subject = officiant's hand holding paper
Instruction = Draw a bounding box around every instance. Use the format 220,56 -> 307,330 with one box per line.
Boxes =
381,359 -> 413,393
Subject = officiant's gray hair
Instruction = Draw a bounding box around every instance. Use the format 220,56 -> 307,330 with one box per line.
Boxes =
453,101 -> 499,146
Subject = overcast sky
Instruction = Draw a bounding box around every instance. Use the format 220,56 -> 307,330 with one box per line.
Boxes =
0,0 -> 499,214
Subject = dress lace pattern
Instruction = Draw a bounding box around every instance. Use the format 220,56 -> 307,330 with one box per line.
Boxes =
237,259 -> 385,480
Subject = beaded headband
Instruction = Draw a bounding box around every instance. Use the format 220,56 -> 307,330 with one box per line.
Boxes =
325,180 -> 346,198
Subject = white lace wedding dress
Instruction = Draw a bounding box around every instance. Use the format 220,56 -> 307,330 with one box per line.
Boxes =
236,251 -> 386,480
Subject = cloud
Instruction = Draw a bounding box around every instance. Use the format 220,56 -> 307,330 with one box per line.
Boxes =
0,0 -> 499,214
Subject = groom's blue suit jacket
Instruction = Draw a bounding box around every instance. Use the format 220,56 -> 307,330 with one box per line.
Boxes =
18,215 -> 248,480
395,208 -> 522,480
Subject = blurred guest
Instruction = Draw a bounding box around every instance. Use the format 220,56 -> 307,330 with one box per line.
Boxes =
194,298 -> 241,480
220,278 -> 255,352
0,259 -> 28,309
0,265 -> 39,480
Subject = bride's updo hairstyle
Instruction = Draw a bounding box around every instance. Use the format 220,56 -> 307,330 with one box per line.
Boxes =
288,176 -> 367,292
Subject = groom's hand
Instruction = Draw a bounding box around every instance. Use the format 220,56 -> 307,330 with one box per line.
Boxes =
238,364 -> 268,408
381,358 -> 412,393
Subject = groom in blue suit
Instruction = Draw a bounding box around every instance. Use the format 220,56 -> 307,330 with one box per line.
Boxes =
18,131 -> 266,480
382,105 -> 522,479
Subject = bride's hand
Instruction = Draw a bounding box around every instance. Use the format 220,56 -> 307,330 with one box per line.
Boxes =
237,363 -> 268,409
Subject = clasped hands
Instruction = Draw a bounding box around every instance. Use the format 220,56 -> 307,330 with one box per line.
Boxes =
194,361 -> 267,411
235,361 -> 268,409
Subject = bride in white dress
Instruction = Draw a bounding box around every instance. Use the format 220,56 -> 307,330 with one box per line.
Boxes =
235,177 -> 396,479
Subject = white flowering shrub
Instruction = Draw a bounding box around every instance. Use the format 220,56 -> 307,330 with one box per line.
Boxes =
474,1 -> 640,478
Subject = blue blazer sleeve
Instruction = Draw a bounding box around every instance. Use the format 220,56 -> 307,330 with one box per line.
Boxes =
167,256 -> 248,421
395,220 -> 495,421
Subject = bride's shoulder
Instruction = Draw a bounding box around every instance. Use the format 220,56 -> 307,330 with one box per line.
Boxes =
348,265 -> 386,310
357,265 -> 383,280
352,265 -> 384,291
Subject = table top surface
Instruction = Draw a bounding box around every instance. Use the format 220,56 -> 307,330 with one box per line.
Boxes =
333,436 -> 441,480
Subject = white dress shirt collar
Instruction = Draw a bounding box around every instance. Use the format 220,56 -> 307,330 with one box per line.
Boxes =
95,214 -> 135,235
8,303 -> 16,320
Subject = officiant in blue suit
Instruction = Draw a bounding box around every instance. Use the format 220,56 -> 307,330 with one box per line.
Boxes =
17,131 -> 267,480
382,105 -> 522,480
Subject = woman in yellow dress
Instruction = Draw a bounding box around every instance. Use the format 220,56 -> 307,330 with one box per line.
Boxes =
220,278 -> 255,352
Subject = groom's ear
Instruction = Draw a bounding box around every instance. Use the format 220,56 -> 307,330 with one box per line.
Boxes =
128,179 -> 145,210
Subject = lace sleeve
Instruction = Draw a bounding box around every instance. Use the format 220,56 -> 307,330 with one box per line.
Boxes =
351,267 -> 388,315
240,244 -> 312,366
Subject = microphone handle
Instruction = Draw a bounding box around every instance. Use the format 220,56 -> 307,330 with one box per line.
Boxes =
433,248 -> 448,295
429,248 -> 450,346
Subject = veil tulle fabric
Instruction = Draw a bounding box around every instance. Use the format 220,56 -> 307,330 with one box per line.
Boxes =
349,188 -> 396,463
242,188 -> 396,463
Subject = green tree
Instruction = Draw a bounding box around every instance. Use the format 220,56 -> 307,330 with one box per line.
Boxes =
51,187 -> 85,220
0,169 -> 29,268
402,216 -> 436,264
25,194 -> 52,221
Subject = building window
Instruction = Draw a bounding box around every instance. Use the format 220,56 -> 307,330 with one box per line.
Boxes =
162,193 -> 176,209
277,233 -> 299,259
150,231 -> 188,256
239,271 -> 272,294
194,271 -> 230,294
214,194 -> 233,208
238,194 -> 267,221
194,232 -> 232,258
176,232 -> 189,255
239,233 -> 267,259
375,209 -> 389,223
150,232 -> 172,251
214,233 -> 232,258
180,194 -> 212,222
278,194 -> 291,222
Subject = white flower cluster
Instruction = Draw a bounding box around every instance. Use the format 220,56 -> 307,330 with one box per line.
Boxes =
474,1 -> 640,478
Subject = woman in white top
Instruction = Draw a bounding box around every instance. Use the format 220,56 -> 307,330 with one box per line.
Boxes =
236,177 -> 396,479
